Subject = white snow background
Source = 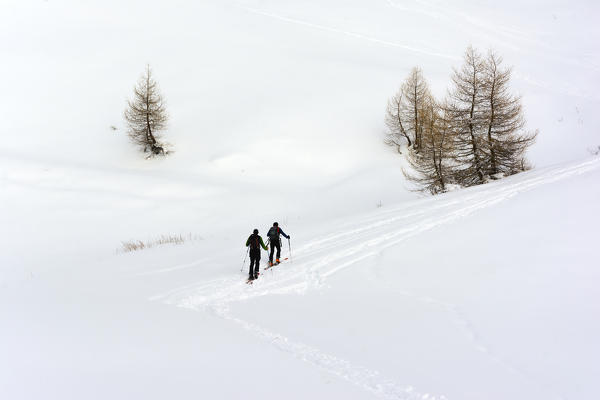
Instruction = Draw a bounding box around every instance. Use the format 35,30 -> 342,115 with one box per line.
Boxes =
1,0 -> 599,399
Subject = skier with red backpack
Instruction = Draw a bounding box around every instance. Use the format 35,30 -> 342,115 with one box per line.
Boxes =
245,229 -> 268,281
267,222 -> 290,266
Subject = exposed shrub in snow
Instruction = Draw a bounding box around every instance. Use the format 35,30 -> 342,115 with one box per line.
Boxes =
588,145 -> 600,156
124,65 -> 170,158
119,234 -> 201,253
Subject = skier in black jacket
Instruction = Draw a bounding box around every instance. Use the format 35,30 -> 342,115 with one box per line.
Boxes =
246,229 -> 268,281
266,222 -> 290,266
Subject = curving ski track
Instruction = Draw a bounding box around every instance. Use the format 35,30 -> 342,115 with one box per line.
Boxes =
151,158 -> 599,400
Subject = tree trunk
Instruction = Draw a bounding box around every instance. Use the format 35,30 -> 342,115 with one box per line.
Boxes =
145,74 -> 156,146
414,85 -> 419,150
438,127 -> 446,192
397,102 -> 411,147
469,74 -> 484,182
486,80 -> 498,176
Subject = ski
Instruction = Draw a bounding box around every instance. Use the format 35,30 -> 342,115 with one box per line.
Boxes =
264,257 -> 289,270
246,272 -> 260,284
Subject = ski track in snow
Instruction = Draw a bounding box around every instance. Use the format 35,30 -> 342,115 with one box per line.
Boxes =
152,158 -> 599,400
240,5 -> 459,61
384,0 -> 533,50
210,302 -> 445,400
240,2 -> 600,101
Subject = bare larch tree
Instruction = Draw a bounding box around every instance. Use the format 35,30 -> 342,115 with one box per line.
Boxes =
385,91 -> 411,152
447,46 -> 487,186
404,98 -> 455,194
390,47 -> 537,194
385,67 -> 432,153
124,65 -> 168,156
481,51 -> 536,177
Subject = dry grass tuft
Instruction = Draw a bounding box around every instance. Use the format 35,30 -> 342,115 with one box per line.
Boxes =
119,233 -> 202,253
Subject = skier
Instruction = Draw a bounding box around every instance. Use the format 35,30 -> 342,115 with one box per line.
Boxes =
246,229 -> 268,281
267,222 -> 290,266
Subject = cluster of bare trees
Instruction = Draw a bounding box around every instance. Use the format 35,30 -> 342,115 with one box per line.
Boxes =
386,47 -> 537,194
124,65 -> 169,157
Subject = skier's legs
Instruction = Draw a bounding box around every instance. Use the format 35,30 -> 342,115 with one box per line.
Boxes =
249,255 -> 256,278
249,249 -> 260,277
248,256 -> 254,277
248,250 -> 260,278
269,241 -> 275,263
276,241 -> 281,260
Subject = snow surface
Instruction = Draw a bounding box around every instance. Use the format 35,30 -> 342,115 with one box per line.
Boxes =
1,0 -> 600,399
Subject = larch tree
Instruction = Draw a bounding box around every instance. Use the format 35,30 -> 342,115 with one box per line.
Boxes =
447,46 -> 487,186
124,65 -> 168,156
385,67 -> 432,153
403,67 -> 432,152
385,91 -> 412,152
481,51 -> 536,177
385,46 -> 538,194
404,97 -> 455,194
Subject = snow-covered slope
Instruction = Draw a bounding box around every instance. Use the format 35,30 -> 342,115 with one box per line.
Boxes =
3,157 -> 600,399
2,0 -> 600,399
2,0 -> 599,276
2,0 -> 599,170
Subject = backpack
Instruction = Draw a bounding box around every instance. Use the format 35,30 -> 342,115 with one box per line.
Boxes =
249,234 -> 260,250
267,227 -> 279,241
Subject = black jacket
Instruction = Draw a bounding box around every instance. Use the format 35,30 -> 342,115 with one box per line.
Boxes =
267,226 -> 289,243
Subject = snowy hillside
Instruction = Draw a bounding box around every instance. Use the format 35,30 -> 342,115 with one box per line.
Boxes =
3,157 -> 600,399
1,0 -> 600,399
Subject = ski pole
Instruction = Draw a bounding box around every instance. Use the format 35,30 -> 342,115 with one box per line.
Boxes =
268,244 -> 274,275
266,243 -> 273,273
240,246 -> 249,272
288,238 -> 292,263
